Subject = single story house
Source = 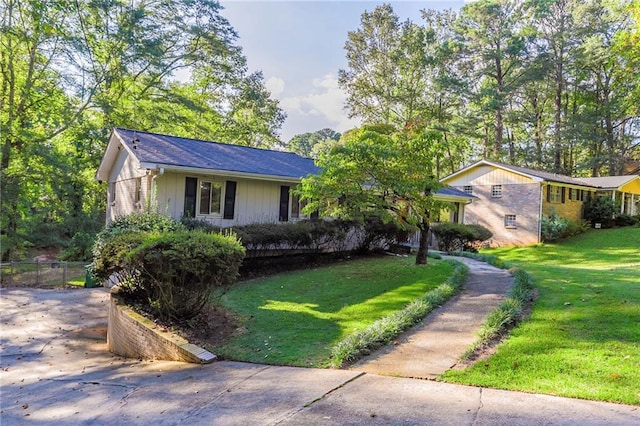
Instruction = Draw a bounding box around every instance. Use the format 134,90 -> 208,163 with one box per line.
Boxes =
441,160 -> 640,246
97,128 -> 474,227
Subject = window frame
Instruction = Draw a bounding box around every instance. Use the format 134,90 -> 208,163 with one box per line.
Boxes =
491,185 -> 502,198
504,214 -> 517,228
549,186 -> 562,203
198,179 -> 223,216
463,185 -> 473,195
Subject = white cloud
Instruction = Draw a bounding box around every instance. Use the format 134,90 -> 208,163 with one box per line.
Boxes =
279,74 -> 360,136
265,76 -> 285,97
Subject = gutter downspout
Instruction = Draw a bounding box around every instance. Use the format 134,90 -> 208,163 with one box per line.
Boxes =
150,167 -> 165,209
538,183 -> 544,243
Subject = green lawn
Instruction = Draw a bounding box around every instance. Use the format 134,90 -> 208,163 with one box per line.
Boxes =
214,256 -> 455,367
442,227 -> 640,406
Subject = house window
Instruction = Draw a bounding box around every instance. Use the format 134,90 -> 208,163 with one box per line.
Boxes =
491,185 -> 502,198
505,214 -> 517,228
291,193 -> 304,219
569,188 -> 577,201
463,185 -> 473,195
109,182 -> 117,204
549,186 -> 562,203
199,181 -> 222,215
135,178 -> 142,205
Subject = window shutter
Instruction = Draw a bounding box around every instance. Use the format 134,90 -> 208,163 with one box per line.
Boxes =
279,185 -> 290,222
223,181 -> 236,220
184,177 -> 197,218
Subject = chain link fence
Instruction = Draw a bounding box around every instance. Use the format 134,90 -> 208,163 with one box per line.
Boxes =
0,261 -> 92,288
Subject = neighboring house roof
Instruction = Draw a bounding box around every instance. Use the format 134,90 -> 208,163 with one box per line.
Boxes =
578,175 -> 639,190
437,186 -> 477,201
97,128 -> 319,181
442,159 -> 600,187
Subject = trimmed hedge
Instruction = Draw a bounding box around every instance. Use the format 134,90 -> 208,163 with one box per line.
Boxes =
93,230 -> 245,321
431,222 -> 493,252
131,231 -> 245,320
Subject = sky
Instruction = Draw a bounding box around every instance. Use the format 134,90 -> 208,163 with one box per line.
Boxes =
218,1 -> 468,143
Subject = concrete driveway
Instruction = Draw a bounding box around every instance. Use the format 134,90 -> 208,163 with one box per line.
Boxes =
1,287 -> 638,425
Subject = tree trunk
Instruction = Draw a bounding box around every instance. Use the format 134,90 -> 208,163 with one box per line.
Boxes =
415,218 -> 430,265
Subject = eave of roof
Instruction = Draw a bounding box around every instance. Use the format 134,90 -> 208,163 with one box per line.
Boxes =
441,159 -> 600,188
579,175 -> 639,189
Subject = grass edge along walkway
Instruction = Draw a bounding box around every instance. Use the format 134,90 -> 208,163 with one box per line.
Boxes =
450,252 -> 535,361
441,228 -> 640,406
329,259 -> 469,368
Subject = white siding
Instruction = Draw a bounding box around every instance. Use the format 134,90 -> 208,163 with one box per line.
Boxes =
106,146 -> 148,223
154,172 -> 306,226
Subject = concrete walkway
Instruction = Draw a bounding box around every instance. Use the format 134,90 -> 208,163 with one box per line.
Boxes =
350,256 -> 513,378
1,283 -> 638,424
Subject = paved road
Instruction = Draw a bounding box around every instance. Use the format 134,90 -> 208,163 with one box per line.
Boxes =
1,287 -> 638,425
351,256 -> 513,378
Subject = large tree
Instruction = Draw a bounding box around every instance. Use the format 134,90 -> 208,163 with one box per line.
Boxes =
287,128 -> 341,157
0,0 -> 285,259
455,0 -> 529,162
300,125 -> 444,265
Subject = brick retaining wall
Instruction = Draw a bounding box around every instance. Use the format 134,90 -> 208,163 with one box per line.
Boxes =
107,287 -> 215,364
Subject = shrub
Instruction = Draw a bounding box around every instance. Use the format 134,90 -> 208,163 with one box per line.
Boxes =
180,217 -> 222,233
92,212 -> 184,259
431,222 -> 492,252
60,231 -> 95,261
131,231 -> 245,320
357,214 -> 404,253
584,196 -> 617,227
541,212 -> 570,242
615,214 -> 638,227
92,232 -> 148,297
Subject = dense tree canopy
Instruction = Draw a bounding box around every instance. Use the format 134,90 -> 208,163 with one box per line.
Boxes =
300,124 -> 445,264
286,128 -> 341,157
339,0 -> 639,177
0,0 -> 285,259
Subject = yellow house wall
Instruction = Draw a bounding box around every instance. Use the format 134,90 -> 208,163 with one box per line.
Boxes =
541,184 -> 593,223
619,178 -> 640,195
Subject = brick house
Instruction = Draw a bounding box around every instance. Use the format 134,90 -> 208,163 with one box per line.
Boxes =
441,160 -> 640,246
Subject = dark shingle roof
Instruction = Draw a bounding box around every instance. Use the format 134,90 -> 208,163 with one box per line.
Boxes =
114,128 -> 319,179
437,186 -> 476,199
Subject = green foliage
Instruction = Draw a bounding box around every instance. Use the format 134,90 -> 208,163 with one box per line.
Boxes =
60,232 -> 95,261
287,128 -> 341,157
92,212 -> 185,259
131,231 -> 245,321
584,196 -> 617,227
474,268 -> 534,344
541,211 -> 590,242
329,260 -> 468,367
614,214 -> 639,227
92,232 -> 149,297
93,229 -> 245,320
0,0 -> 285,259
300,124 -> 445,264
445,228 -> 640,405
431,222 -> 493,252
180,217 -> 223,233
